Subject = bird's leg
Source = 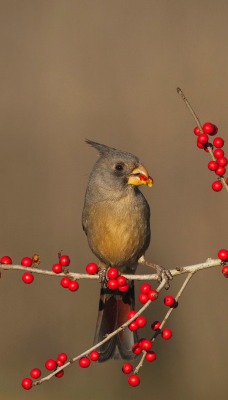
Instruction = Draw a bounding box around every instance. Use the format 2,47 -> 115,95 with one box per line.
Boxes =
138,256 -> 172,289
98,264 -> 108,288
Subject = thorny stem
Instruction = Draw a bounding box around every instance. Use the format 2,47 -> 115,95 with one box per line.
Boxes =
134,272 -> 195,374
177,87 -> 228,191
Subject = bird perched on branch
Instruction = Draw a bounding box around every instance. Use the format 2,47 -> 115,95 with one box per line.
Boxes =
82,140 -> 153,362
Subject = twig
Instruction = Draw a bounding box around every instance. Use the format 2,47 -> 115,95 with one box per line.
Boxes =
177,87 -> 203,131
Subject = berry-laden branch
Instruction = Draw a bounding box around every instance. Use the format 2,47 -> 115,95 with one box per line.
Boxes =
0,257 -> 223,282
1,250 -> 228,390
177,87 -> 228,192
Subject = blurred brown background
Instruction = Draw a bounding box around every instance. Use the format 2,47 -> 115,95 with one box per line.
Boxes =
0,1 -> 228,399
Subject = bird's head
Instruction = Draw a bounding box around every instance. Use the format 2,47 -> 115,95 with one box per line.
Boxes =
85,140 -> 153,196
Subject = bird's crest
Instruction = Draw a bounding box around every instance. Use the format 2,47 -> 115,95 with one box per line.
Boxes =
85,139 -> 116,157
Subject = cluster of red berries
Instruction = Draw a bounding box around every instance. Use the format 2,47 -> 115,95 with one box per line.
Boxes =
138,283 -> 158,303
78,350 -> 100,368
21,352 -> 68,390
218,249 -> 228,277
123,285 -> 175,387
52,254 -> 79,292
122,338 -> 155,387
124,319 -> 172,386
193,122 -> 228,191
105,267 -> 130,292
49,253 -> 78,292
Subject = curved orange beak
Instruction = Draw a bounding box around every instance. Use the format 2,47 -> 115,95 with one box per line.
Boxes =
127,164 -> 153,187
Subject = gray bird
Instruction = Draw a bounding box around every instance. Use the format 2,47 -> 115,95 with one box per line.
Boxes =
82,140 -> 153,362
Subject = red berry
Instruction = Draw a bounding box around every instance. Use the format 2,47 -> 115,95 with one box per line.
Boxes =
56,360 -> 64,367
135,316 -> 147,328
213,137 -> 224,148
212,181 -> 223,192
30,368 -> 41,379
128,374 -> 140,387
132,343 -> 142,355
119,284 -> 129,293
127,310 -> 137,320
193,126 -> 201,136
60,277 -> 71,288
21,257 -> 33,267
86,262 -> 99,275
55,370 -> 64,378
138,293 -> 148,304
217,157 -> 228,167
139,339 -> 152,351
0,255 -> 12,264
214,149 -> 224,159
148,289 -> 158,301
140,283 -> 151,294
107,267 -> 119,279
139,174 -> 147,182
68,281 -> 79,292
162,328 -> 173,340
164,295 -> 175,307
116,275 -> 127,287
79,357 -> 90,368
203,122 -> 218,136
57,353 -> 68,364
22,272 -> 34,284
59,255 -> 70,267
122,363 -> 133,374
45,359 -> 57,371
151,321 -> 161,331
89,350 -> 100,361
218,249 -> 228,261
208,161 -> 219,171
222,266 -> 228,278
145,351 -> 157,362
107,279 -> 119,290
197,133 -> 208,145
197,141 -> 205,149
128,321 -> 139,331
215,166 -> 226,176
21,377 -> 33,390
52,263 -> 63,274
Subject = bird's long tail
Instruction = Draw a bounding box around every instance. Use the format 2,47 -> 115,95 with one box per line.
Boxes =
93,281 -> 138,362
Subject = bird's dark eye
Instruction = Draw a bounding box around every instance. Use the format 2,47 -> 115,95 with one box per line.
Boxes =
115,163 -> 125,172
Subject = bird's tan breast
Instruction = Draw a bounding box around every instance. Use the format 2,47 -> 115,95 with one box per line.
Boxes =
86,193 -> 150,268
